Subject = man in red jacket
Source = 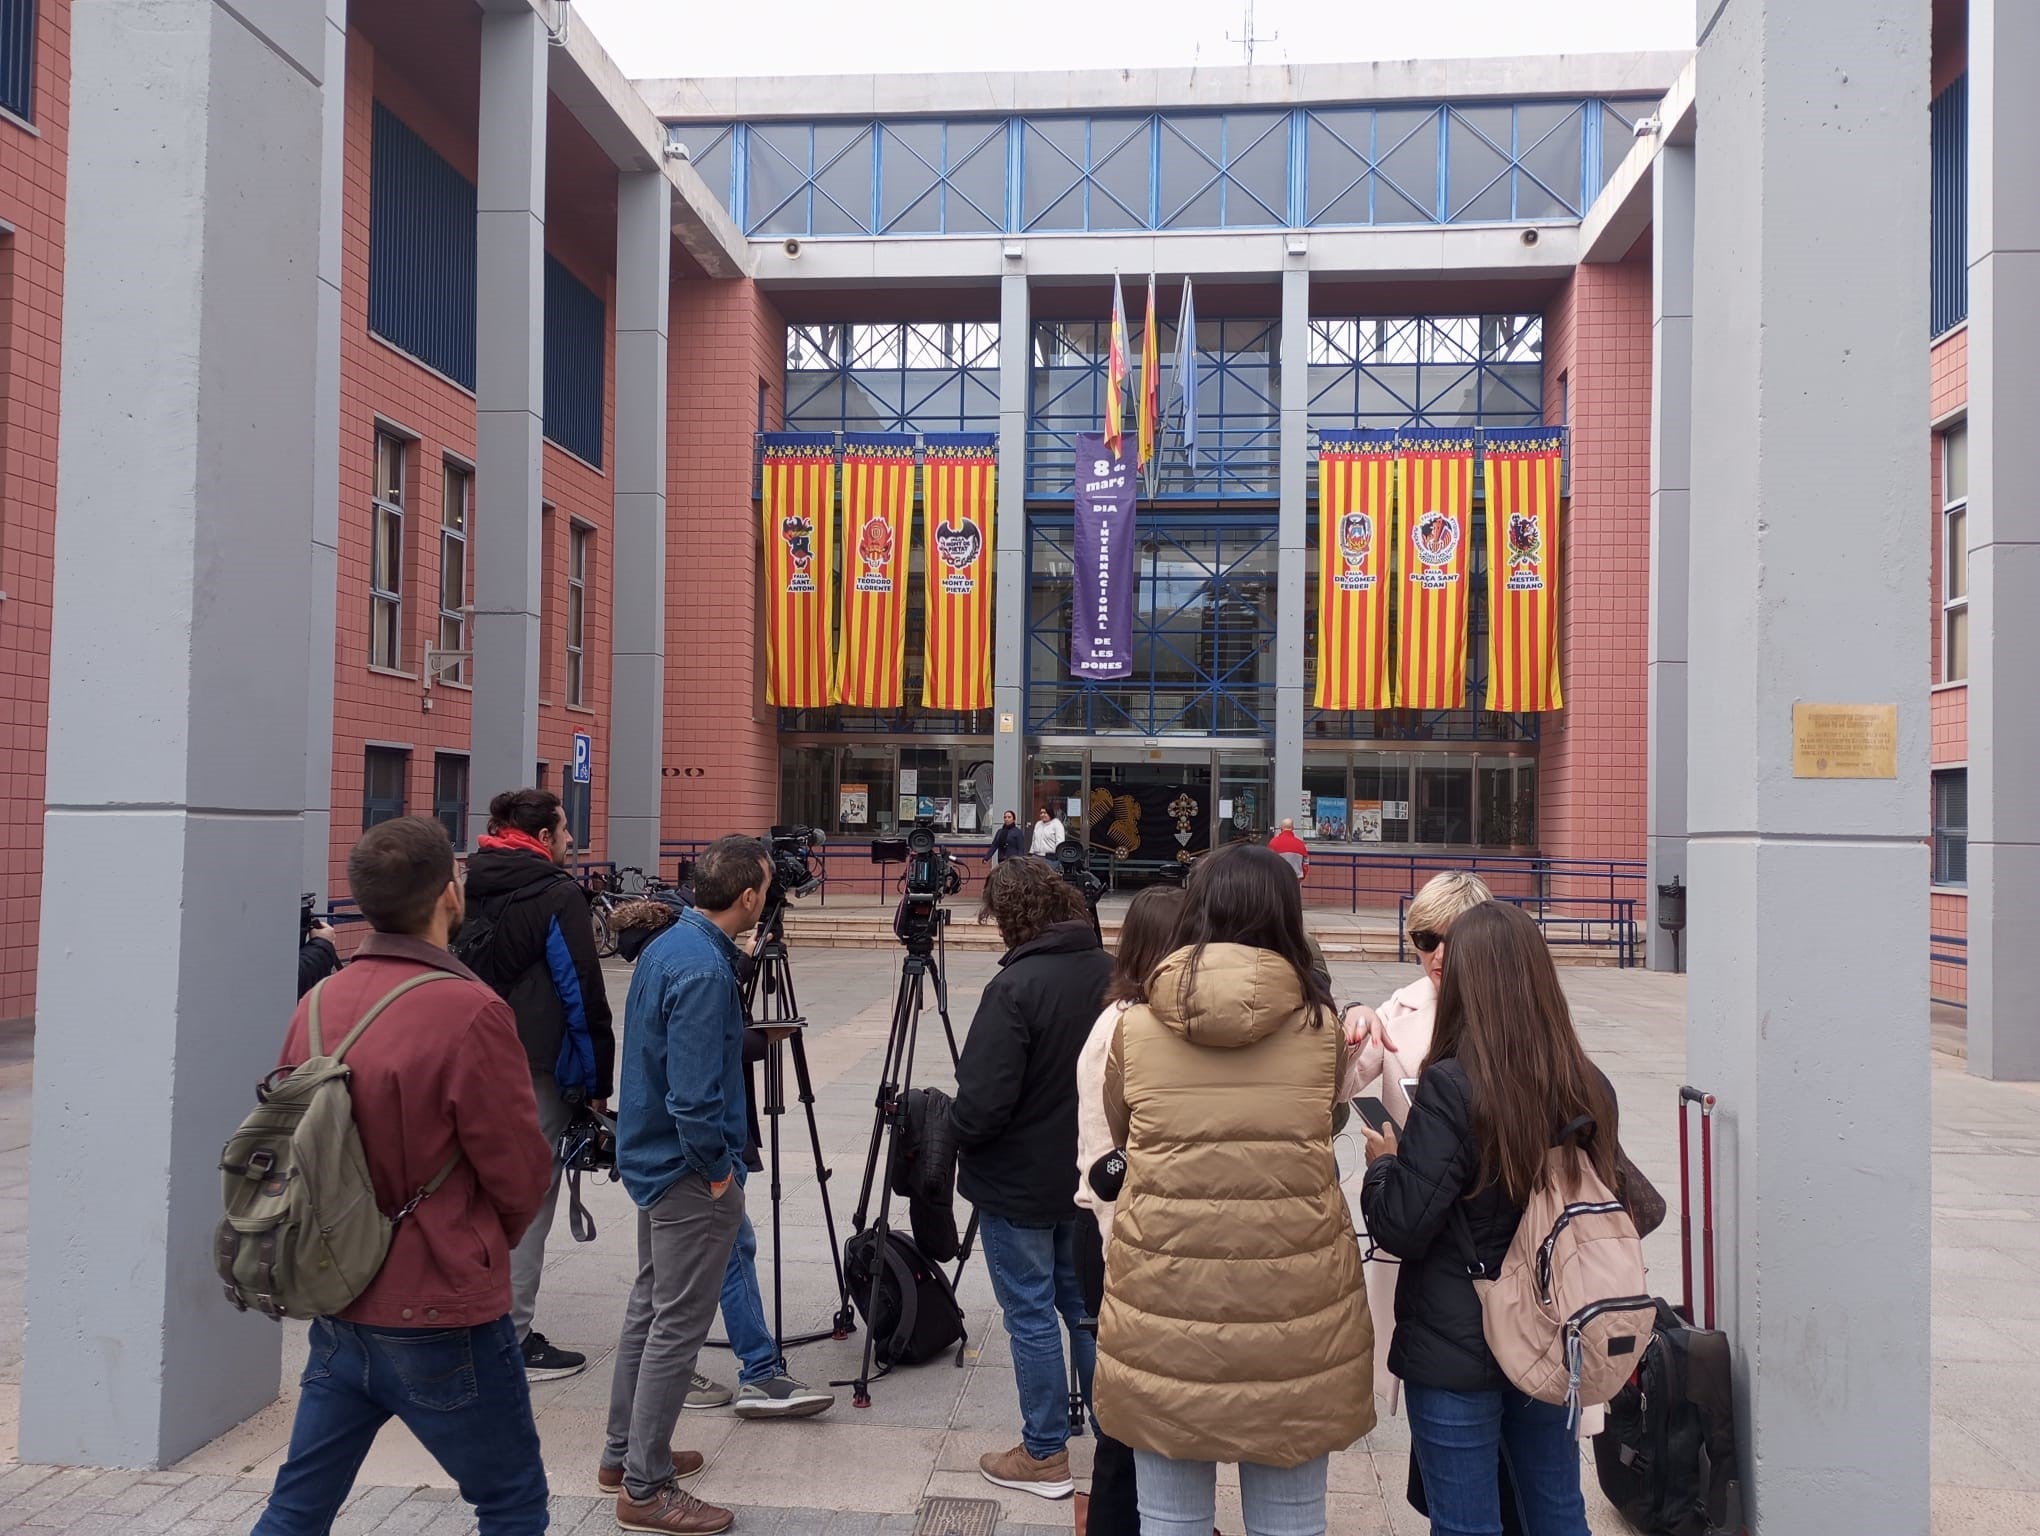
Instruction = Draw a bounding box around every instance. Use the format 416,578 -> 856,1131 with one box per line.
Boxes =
251,817 -> 555,1536
1269,818 -> 1310,879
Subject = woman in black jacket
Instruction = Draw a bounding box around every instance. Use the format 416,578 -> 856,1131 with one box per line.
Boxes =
952,856 -> 1114,1500
986,809 -> 1028,865
1358,901 -> 1617,1536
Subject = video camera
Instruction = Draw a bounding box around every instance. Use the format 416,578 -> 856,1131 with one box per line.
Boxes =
300,892 -> 318,946
767,826 -> 824,906
1055,840 -> 1107,909
872,823 -> 962,954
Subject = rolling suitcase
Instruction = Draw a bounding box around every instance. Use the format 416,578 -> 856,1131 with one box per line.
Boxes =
1592,1087 -> 1742,1535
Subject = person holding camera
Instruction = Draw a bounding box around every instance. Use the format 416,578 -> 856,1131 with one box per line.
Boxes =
458,787 -> 615,1382
250,817 -> 554,1536
605,836 -> 772,1536
953,857 -> 1113,1500
298,914 -> 342,999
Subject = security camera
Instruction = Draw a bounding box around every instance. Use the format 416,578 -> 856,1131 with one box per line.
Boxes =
784,238 -> 802,258
1521,228 -> 1540,246
1633,115 -> 1662,138
664,140 -> 691,162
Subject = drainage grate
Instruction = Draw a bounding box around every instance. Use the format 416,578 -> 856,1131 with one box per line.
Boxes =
914,1496 -> 1002,1536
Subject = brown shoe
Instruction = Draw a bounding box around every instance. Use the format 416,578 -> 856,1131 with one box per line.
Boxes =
979,1443 -> 1074,1500
598,1451 -> 706,1493
616,1482 -> 734,1535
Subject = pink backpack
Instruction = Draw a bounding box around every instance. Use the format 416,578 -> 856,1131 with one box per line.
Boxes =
1457,1136 -> 1656,1424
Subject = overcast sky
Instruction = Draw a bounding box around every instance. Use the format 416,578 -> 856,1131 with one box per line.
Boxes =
570,0 -> 1695,80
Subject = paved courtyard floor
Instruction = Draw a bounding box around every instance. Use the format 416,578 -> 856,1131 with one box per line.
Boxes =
0,946 -> 2036,1534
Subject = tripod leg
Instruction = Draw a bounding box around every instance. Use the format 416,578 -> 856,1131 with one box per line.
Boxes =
767,1041 -> 787,1371
843,959 -> 926,1408
788,1033 -> 853,1336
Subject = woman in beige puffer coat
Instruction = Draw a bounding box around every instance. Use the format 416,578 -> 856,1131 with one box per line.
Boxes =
1096,843 -> 1375,1536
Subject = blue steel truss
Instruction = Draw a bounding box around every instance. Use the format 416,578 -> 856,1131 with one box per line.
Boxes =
1030,318 -> 1280,500
1026,515 -> 1278,736
667,99 -> 1658,238
1306,315 -> 1544,443
784,323 -> 1000,436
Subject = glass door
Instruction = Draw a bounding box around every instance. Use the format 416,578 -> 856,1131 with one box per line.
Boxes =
1217,751 -> 1272,845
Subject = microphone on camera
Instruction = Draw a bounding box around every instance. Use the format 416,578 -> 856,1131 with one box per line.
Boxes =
1088,1149 -> 1128,1203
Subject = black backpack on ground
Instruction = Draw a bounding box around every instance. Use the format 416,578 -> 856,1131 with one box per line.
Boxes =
1593,1298 -> 1738,1535
843,1227 -> 966,1369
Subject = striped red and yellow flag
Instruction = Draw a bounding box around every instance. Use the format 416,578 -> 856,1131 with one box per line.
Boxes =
1104,274 -> 1130,456
1311,430 -> 1397,710
761,433 -> 836,709
1395,431 -> 1477,711
833,435 -> 916,709
921,434 -> 997,711
1482,428 -> 1565,712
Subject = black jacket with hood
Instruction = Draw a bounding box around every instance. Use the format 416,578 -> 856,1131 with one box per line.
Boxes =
460,846 -> 616,1101
951,920 -> 1114,1224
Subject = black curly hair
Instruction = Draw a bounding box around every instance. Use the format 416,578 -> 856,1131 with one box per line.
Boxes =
979,856 -> 1090,950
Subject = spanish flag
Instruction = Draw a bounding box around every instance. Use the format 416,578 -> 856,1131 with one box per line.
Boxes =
1104,273 -> 1130,456
1137,273 -> 1160,472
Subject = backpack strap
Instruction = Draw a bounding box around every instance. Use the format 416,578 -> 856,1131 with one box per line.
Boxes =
325,972 -> 462,1061
394,1149 -> 465,1222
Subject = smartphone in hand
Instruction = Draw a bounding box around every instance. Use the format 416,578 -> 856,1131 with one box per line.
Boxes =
1354,1096 -> 1397,1135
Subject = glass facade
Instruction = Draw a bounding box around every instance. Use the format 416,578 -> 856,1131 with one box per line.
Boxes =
670,99 -> 1657,238
1301,749 -> 1533,849
780,743 -> 998,838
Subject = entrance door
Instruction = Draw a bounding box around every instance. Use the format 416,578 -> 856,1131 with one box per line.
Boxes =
1086,752 -> 1216,881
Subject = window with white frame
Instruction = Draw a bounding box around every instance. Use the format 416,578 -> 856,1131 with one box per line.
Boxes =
1933,768 -> 1967,887
1943,424 -> 1968,683
438,463 -> 471,684
370,432 -> 407,669
567,522 -> 591,707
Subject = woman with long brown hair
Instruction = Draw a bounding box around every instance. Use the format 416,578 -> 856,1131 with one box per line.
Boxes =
1358,900 -> 1621,1536
1094,844 -> 1373,1536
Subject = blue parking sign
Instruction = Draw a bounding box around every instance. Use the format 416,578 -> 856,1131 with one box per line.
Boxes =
572,733 -> 592,784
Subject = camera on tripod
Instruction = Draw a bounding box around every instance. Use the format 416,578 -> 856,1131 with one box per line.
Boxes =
1055,840 -> 1107,909
299,892 -> 318,946
766,825 -> 824,911
872,823 -> 962,954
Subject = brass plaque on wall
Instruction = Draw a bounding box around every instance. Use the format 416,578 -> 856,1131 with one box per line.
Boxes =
1792,703 -> 1898,779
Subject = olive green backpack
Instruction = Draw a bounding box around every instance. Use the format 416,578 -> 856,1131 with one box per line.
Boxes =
215,973 -> 462,1320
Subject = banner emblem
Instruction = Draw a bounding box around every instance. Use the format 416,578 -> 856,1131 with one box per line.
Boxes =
855,515 -> 896,593
780,514 -> 816,587
935,518 -> 984,593
1412,509 -> 1461,574
1336,511 -> 1375,591
1505,512 -> 1544,586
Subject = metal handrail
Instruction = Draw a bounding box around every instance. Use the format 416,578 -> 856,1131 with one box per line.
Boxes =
1396,890 -> 1640,968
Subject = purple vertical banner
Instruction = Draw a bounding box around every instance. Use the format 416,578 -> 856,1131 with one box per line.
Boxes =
1071,432 -> 1137,680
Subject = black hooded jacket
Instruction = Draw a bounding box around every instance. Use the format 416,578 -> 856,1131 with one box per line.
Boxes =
951,921 -> 1114,1224
460,846 -> 616,1100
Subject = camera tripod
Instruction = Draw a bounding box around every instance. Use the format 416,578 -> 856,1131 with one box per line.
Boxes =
835,902 -> 977,1407
703,900 -> 851,1361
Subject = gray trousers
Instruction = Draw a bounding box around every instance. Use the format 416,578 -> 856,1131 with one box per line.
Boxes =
510,1070 -> 572,1342
604,1173 -> 746,1500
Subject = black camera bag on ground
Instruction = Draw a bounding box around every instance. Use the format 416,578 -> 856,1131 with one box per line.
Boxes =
843,1227 -> 965,1369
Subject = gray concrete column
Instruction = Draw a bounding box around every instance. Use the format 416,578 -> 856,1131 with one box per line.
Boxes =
469,6 -> 548,819
1967,0 -> 2040,1081
303,0 -> 347,898
1645,143 -> 1694,972
1686,1 -> 1930,1530
992,271 -> 1030,820
1275,261 -> 1308,822
22,0 -> 328,1466
608,172 -> 671,873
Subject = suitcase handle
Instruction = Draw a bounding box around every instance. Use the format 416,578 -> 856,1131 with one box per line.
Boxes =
1678,1087 -> 1717,1330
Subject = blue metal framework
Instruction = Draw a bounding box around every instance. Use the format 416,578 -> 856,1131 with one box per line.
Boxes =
1931,76 -> 1968,338
1306,315 -> 1544,444
668,99 -> 1658,237
784,323 -> 999,435
543,256 -> 606,467
1026,514 -> 1277,735
0,0 -> 32,123
1029,318 -> 1279,499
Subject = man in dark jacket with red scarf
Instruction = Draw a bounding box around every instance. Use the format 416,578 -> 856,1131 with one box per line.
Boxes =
460,786 -> 616,1381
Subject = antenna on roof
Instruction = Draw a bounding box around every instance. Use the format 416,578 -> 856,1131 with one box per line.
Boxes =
1226,0 -> 1277,66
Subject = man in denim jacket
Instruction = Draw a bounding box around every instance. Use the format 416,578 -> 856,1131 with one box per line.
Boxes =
605,836 -> 772,1536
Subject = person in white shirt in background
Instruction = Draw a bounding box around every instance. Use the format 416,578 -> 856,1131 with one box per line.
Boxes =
1030,806 -> 1067,858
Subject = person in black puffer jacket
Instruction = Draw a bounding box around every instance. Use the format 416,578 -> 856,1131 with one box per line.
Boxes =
458,787 -> 615,1382
952,857 -> 1113,1502
1361,900 -> 1633,1536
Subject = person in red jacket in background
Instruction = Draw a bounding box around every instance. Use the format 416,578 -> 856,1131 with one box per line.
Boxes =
251,816 -> 554,1536
1269,818 -> 1310,880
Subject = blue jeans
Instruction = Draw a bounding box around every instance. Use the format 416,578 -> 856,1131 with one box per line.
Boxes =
977,1213 -> 1093,1459
1403,1383 -> 1589,1536
252,1315 -> 548,1535
720,1207 -> 782,1386
1131,1450 -> 1329,1536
